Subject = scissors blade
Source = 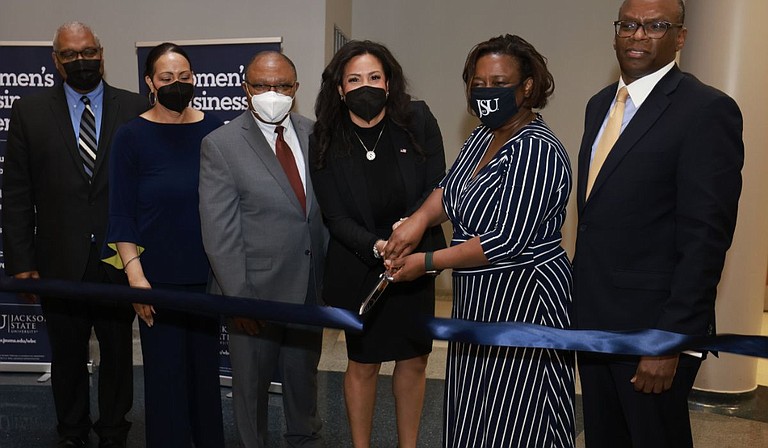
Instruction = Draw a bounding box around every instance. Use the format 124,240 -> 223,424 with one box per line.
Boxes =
358,272 -> 391,315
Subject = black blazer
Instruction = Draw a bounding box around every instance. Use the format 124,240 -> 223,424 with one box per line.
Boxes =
310,101 -> 447,306
3,83 -> 148,281
573,66 -> 743,336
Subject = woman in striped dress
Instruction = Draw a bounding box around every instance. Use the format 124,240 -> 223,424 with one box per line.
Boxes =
385,34 -> 574,447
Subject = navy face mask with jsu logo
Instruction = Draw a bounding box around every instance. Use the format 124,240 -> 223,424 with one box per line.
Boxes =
470,86 -> 520,130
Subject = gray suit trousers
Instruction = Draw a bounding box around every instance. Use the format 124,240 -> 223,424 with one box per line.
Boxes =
229,322 -> 323,448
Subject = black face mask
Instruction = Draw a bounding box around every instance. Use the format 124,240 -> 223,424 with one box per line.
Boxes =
470,86 -> 520,130
62,59 -> 103,91
155,81 -> 194,113
344,86 -> 387,123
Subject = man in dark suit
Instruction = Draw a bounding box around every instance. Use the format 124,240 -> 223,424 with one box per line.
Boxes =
573,0 -> 743,446
2,22 -> 147,448
199,51 -> 326,448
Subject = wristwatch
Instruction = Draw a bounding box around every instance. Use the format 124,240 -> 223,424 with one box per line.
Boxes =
373,241 -> 382,259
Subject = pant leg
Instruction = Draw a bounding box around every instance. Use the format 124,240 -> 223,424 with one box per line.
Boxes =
138,307 -> 192,448
84,243 -> 134,441
187,312 -> 225,448
41,297 -> 94,440
614,355 -> 701,448
91,299 -> 134,441
228,320 -> 283,448
578,352 -> 633,448
280,325 -> 323,448
579,353 -> 701,448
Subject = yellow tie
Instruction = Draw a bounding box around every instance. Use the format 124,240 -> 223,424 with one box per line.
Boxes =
586,86 -> 629,198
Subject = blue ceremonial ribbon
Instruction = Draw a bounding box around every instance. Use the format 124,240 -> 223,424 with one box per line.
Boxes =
0,277 -> 362,332
2,277 -> 767,359
425,317 -> 768,359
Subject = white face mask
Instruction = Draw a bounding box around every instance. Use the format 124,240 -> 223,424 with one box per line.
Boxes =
250,91 -> 294,124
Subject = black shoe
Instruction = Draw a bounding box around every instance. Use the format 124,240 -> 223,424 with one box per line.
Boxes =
57,437 -> 86,448
98,438 -> 126,448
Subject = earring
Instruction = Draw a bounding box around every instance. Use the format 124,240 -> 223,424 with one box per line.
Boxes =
148,91 -> 157,106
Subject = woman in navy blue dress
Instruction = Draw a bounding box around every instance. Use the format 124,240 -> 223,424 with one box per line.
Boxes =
102,43 -> 224,448
385,35 -> 575,447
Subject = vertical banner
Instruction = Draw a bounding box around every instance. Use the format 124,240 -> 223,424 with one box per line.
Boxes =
0,42 -> 58,371
136,38 -> 281,381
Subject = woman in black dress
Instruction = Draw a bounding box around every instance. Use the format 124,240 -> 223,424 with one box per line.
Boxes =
310,40 -> 446,448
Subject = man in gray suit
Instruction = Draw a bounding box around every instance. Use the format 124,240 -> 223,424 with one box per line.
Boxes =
199,51 -> 326,448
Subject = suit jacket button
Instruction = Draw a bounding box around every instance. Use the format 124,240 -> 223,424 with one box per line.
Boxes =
305,250 -> 311,255
578,224 -> 588,231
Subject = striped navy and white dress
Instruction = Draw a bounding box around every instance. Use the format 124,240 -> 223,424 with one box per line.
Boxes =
440,116 -> 575,448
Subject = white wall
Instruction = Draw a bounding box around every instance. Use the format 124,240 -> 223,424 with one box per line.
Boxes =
326,0 -> 353,64
0,0 -> 328,118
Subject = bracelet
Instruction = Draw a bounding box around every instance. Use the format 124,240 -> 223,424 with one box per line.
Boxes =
123,255 -> 141,272
424,251 -> 434,272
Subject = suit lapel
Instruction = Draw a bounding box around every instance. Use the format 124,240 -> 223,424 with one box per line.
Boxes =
240,114 -> 305,215
49,87 -> 90,183
578,86 -> 615,210
390,124 -> 418,207
94,84 -> 118,180
292,113 -> 314,215
584,67 -> 682,204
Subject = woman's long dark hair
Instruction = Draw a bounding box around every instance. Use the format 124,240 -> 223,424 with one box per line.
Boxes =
313,40 -> 418,168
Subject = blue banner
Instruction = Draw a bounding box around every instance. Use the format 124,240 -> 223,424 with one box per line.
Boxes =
0,42 -> 57,367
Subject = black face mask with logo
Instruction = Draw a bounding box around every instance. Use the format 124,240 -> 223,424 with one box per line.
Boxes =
155,81 -> 194,113
344,85 -> 387,123
469,86 -> 520,130
63,59 -> 103,91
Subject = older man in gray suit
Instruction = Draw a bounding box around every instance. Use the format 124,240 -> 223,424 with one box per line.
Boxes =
199,51 -> 326,448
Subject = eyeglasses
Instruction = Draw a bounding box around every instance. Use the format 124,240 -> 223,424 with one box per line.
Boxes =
613,20 -> 684,39
246,82 -> 296,95
55,47 -> 102,63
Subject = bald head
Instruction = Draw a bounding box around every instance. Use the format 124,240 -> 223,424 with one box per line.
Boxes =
245,51 -> 297,83
619,0 -> 685,23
